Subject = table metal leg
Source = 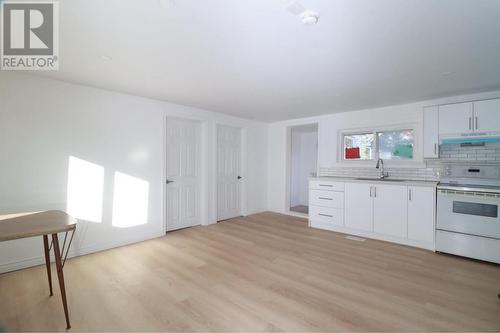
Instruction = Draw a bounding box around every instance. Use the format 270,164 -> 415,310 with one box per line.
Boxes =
52,233 -> 71,329
42,235 -> 53,296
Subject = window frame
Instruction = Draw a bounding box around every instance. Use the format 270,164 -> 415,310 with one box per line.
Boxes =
339,123 -> 419,165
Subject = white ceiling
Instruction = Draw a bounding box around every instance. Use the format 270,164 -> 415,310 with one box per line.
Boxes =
25,0 -> 500,121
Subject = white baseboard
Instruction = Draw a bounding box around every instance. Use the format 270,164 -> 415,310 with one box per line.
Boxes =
0,232 -> 162,274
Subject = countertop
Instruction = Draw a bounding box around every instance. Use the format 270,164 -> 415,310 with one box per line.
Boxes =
311,176 -> 439,187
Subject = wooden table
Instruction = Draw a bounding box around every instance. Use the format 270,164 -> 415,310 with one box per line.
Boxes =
0,210 -> 77,329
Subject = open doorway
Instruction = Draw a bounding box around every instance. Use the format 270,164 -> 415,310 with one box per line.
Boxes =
289,124 -> 318,215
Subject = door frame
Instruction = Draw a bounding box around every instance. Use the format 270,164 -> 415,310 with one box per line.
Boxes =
285,122 -> 319,217
215,123 -> 245,222
162,116 -> 208,233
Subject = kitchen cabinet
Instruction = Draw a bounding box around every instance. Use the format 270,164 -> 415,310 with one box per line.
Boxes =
309,206 -> 344,227
437,98 -> 500,137
309,189 -> 344,209
373,184 -> 408,238
407,186 -> 435,243
346,182 -> 407,235
309,180 -> 344,191
317,119 -> 336,169
423,106 -> 439,158
438,102 -> 473,135
473,99 -> 500,133
311,179 -> 436,251
345,182 -> 374,232
309,179 -> 345,230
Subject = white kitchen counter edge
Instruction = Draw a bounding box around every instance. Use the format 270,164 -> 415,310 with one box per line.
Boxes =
310,176 -> 438,187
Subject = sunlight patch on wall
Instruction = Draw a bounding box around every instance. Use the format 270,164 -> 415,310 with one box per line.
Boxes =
67,156 -> 104,223
112,172 -> 149,228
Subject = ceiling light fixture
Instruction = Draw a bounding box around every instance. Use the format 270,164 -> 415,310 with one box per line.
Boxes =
301,10 -> 319,26
100,55 -> 112,61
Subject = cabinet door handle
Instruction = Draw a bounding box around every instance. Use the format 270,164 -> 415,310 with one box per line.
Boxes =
475,116 -> 478,130
369,186 -> 373,197
434,143 -> 437,155
318,213 -> 333,218
318,197 -> 333,200
408,189 -> 412,201
319,184 -> 333,187
469,117 -> 472,130
374,187 -> 377,198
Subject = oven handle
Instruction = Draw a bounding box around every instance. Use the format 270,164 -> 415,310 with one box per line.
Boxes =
438,189 -> 500,200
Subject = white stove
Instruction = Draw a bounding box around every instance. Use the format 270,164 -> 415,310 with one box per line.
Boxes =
436,164 -> 500,264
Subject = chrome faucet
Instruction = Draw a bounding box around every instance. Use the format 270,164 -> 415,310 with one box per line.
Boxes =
376,158 -> 389,179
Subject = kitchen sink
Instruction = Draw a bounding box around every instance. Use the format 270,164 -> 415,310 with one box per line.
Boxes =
354,177 -> 407,182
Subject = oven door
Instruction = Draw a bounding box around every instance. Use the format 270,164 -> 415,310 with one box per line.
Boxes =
437,189 -> 500,239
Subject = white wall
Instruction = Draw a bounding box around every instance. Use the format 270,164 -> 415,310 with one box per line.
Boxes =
290,128 -> 317,207
268,90 -> 500,214
0,72 -> 268,273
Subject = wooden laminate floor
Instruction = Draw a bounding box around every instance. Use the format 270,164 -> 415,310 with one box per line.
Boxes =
1,212 -> 499,332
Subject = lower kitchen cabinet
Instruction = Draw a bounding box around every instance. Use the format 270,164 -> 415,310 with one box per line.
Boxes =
309,189 -> 344,209
311,179 -> 436,251
309,206 -> 344,228
407,186 -> 435,244
373,184 -> 408,238
345,182 -> 374,232
309,179 -> 345,230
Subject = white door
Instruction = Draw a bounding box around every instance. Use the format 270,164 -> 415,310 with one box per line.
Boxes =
438,102 -> 473,135
166,118 -> 201,231
217,125 -> 242,221
345,182 -> 373,231
373,184 -> 407,238
473,99 -> 500,132
407,186 -> 435,243
423,106 -> 439,158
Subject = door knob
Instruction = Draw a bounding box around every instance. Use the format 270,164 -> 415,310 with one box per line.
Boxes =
166,179 -> 174,184
237,176 -> 242,180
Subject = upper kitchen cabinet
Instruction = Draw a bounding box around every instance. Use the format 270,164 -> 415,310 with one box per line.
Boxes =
423,106 -> 439,158
473,99 -> 500,133
437,98 -> 500,138
317,119 -> 337,168
438,102 -> 473,135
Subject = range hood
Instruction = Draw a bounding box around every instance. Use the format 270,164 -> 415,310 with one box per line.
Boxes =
441,137 -> 500,145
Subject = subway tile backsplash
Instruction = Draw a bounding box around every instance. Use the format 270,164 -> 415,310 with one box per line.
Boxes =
319,142 -> 500,181
439,142 -> 500,162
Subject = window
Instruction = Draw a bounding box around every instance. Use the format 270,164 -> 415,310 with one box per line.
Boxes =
378,130 -> 414,160
343,129 -> 414,161
344,133 -> 375,160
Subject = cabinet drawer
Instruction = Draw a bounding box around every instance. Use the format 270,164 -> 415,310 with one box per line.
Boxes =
310,189 -> 344,208
309,206 -> 344,226
309,180 -> 345,191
